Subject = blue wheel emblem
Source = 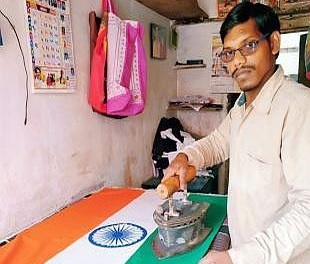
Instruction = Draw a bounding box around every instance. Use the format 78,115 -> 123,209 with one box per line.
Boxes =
88,223 -> 147,248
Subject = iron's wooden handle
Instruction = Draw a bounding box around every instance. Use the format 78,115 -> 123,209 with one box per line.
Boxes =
156,166 -> 196,199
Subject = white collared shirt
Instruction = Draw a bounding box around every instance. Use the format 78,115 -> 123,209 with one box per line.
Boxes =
182,66 -> 310,264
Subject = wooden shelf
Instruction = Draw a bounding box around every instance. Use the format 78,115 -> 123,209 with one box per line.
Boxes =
167,104 -> 223,111
173,64 -> 206,70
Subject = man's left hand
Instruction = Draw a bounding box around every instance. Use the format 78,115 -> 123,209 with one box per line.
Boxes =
198,250 -> 233,264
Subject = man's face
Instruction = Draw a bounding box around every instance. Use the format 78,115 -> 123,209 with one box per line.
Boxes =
222,19 -> 278,94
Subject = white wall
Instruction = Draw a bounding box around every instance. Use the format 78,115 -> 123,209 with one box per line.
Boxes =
0,0 -> 176,240
175,22 -> 228,137
175,22 -> 233,195
278,31 -> 307,78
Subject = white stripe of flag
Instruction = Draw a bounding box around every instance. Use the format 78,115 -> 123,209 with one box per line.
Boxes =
46,190 -> 162,264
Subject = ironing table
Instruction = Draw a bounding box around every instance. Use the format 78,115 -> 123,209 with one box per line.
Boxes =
0,187 -> 227,264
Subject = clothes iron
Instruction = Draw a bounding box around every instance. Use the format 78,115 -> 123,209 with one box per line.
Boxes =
152,166 -> 211,259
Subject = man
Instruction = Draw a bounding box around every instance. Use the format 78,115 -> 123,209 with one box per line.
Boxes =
162,2 -> 310,264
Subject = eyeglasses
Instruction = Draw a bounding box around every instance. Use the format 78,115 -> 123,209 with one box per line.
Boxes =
219,33 -> 271,63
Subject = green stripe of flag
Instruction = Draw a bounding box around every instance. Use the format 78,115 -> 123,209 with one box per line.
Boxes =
126,193 -> 227,264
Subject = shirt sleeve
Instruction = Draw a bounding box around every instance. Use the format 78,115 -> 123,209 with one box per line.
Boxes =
228,98 -> 310,264
180,112 -> 231,170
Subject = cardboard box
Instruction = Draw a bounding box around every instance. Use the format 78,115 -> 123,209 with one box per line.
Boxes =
279,0 -> 310,13
280,12 -> 310,32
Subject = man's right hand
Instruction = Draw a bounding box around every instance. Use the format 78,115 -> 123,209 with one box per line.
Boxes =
161,153 -> 189,190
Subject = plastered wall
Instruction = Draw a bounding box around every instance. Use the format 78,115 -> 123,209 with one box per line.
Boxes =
0,0 -> 177,240
175,22 -> 231,194
176,22 -> 229,137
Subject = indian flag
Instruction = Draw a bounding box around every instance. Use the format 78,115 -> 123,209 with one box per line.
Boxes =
0,188 -> 227,264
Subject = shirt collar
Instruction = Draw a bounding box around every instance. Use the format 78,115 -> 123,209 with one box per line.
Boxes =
237,93 -> 246,106
236,65 -> 285,113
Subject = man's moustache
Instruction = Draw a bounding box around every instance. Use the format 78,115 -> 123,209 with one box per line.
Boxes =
232,66 -> 255,78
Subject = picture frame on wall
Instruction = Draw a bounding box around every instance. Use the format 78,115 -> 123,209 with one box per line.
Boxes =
150,23 -> 167,60
298,33 -> 310,88
170,25 -> 178,50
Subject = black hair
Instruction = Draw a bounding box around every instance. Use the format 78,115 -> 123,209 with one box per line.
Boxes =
220,1 -> 280,43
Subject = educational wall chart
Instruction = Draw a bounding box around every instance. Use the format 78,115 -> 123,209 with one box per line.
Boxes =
25,0 -> 76,92
211,34 -> 236,93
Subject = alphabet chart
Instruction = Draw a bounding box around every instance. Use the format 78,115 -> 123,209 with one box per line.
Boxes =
25,0 -> 76,92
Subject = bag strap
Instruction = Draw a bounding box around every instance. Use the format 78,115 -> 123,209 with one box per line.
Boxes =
107,0 -> 111,12
100,0 -> 107,13
106,0 -> 116,13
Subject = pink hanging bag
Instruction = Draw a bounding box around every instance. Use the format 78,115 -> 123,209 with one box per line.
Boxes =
88,0 -> 109,114
106,0 -> 147,116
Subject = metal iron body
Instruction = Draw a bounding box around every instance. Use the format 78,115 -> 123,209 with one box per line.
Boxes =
152,194 -> 211,259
